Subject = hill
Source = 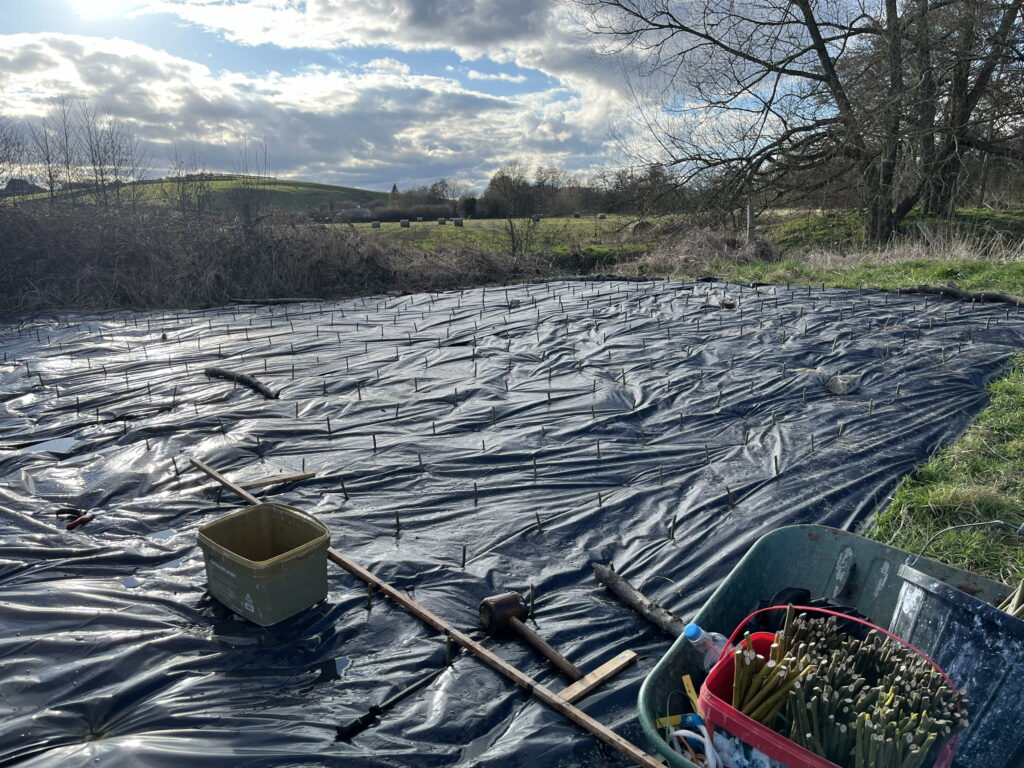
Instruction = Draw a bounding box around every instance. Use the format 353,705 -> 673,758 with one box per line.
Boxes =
15,175 -> 388,213
184,176 -> 388,212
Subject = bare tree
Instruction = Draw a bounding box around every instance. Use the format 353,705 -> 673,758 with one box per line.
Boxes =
28,118 -> 60,202
117,128 -> 151,208
163,144 -> 213,214
578,0 -> 1024,240
229,135 -> 274,225
50,95 -> 82,197
73,101 -> 148,206
77,100 -> 111,204
488,161 -> 539,260
0,117 -> 24,192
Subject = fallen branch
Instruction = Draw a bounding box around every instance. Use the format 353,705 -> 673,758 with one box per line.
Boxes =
907,285 -> 1024,306
204,367 -> 278,399
592,562 -> 684,638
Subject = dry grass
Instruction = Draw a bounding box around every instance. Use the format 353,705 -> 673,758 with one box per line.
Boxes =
620,228 -> 1024,292
0,206 -> 609,313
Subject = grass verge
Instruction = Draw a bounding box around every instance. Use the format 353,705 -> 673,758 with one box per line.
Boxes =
867,355 -> 1024,586
716,256 -> 1024,295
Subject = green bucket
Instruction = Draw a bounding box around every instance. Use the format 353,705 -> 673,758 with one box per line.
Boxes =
197,502 -> 330,626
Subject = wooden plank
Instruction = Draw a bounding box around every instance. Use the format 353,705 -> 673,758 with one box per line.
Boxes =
190,458 -> 260,505
237,471 -> 316,489
190,456 -> 663,768
557,650 -> 637,704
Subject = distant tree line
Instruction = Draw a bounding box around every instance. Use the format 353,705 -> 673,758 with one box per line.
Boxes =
0,96 -> 149,207
0,97 -> 279,225
371,161 -> 694,222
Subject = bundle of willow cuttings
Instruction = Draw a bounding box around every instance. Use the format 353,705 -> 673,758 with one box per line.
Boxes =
731,608 -> 968,768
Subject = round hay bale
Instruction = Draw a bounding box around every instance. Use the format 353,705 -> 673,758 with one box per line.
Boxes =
371,221 -> 380,229
400,219 -> 410,228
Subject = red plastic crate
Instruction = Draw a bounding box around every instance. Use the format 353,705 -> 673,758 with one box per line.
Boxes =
698,609 -> 957,768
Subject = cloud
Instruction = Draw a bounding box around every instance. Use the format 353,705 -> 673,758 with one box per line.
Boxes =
466,70 -> 527,83
138,1 -> 637,115
364,58 -> 411,76
0,33 -> 618,189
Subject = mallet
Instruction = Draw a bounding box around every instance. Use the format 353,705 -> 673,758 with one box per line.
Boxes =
480,592 -> 583,681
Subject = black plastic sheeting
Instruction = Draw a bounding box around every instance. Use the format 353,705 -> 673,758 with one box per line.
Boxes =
2,279 -> 1022,767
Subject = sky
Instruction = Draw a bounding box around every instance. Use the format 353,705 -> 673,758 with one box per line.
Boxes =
0,0 -> 637,191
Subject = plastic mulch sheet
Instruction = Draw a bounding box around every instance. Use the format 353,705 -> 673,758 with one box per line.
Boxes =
2,279 -> 1021,767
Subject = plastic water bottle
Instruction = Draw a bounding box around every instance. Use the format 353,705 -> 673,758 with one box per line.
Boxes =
684,622 -> 731,671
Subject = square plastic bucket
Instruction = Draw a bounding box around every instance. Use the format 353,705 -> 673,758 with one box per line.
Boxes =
197,502 -> 330,626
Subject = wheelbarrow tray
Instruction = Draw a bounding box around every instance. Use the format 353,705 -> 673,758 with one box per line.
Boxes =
637,524 -> 1008,768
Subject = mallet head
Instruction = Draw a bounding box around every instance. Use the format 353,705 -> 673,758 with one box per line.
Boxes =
479,591 -> 527,634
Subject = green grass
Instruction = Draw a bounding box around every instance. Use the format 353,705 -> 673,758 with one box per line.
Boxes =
769,210 -> 867,252
867,355 -> 1024,586
713,258 -> 1024,295
768,208 -> 1024,253
17,175 -> 387,212
352,214 -> 653,265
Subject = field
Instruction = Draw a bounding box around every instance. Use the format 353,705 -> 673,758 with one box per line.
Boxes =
350,214 -> 654,265
15,175 -> 388,212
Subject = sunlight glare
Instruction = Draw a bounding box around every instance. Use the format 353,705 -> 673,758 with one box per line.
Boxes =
70,0 -> 128,18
